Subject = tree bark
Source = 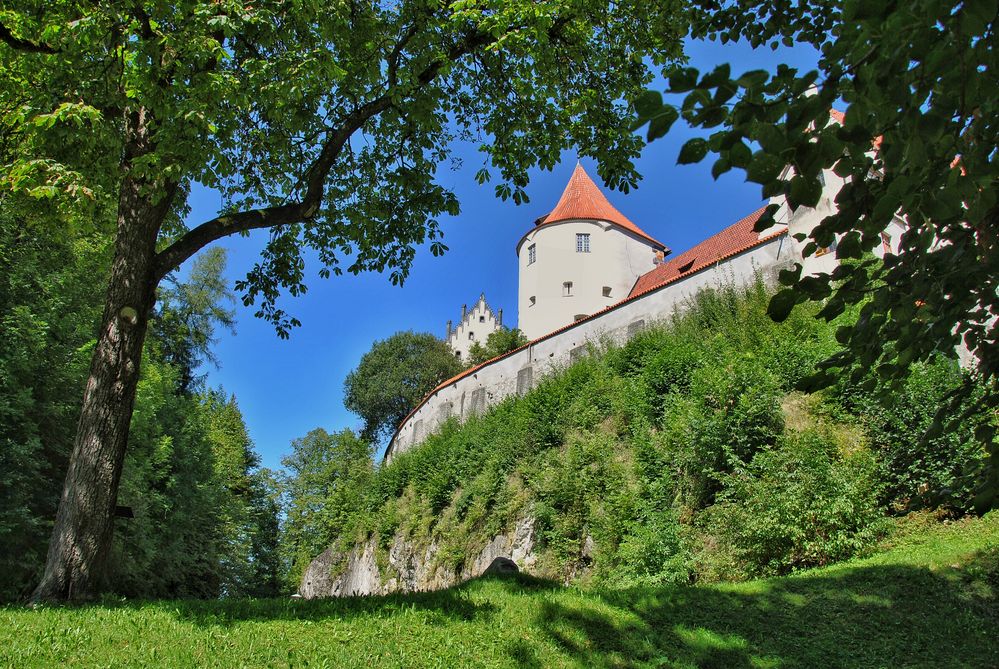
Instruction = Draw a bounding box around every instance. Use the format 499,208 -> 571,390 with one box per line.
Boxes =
31,117 -> 173,601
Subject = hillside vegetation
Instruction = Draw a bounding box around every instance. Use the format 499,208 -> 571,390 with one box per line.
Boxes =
3,511 -> 996,668
285,282 -> 992,590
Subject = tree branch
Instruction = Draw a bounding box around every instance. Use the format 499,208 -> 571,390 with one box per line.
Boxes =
0,20 -> 58,54
152,25 -> 499,282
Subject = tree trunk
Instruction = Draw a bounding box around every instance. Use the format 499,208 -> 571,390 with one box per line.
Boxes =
31,167 -> 170,602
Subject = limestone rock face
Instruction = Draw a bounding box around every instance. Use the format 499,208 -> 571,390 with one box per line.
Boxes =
299,545 -> 340,599
299,516 -> 536,599
298,536 -> 381,598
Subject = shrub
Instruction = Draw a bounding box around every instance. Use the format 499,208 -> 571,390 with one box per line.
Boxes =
662,359 -> 785,510
702,430 -> 886,578
832,361 -> 990,512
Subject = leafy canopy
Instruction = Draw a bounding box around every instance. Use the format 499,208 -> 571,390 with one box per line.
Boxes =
344,331 -> 464,443
2,0 -> 686,334
280,428 -> 373,590
632,0 -> 998,505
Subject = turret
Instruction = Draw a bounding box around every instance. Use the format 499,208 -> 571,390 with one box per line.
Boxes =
516,164 -> 668,339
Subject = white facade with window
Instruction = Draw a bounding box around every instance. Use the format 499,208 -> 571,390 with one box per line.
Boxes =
445,293 -> 501,361
517,219 -> 662,339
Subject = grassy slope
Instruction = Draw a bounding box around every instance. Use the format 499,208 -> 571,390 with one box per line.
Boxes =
3,512 -> 996,669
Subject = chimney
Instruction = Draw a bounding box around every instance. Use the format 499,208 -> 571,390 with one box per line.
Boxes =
497,309 -> 503,328
446,320 -> 452,339
461,304 -> 467,320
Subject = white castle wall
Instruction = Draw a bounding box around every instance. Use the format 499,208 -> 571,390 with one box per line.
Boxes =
386,230 -> 797,460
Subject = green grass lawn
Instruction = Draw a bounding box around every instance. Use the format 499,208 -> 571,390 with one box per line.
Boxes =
4,512 -> 997,669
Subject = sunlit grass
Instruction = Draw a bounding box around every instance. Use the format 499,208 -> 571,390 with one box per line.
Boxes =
3,512 -> 996,668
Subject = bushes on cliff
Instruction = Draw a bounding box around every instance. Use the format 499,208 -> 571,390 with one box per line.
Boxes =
830,362 -> 991,513
699,430 -> 885,579
289,281 -> 991,590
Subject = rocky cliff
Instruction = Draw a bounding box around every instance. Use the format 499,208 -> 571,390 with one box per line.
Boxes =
300,516 -> 537,598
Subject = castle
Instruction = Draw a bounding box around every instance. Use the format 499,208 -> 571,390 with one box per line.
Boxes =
419,150 -> 907,460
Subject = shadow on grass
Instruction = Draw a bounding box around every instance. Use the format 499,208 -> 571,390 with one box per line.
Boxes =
149,571 -> 560,628
531,547 -> 999,668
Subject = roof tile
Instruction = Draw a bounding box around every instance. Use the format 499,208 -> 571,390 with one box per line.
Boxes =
540,164 -> 666,250
629,207 -> 777,297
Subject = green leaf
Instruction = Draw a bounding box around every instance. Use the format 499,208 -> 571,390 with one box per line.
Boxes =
777,264 -> 802,286
646,106 -> 679,141
736,69 -> 768,90
668,67 -> 698,93
788,175 -> 823,209
677,138 -> 709,165
834,232 -> 862,259
729,142 -> 751,168
634,90 -> 663,119
745,153 -> 784,185
711,157 -> 731,179
767,289 -> 799,322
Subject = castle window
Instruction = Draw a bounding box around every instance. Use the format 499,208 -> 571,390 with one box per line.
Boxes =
468,331 -> 475,340
479,315 -> 485,323
602,286 -> 612,298
527,244 -> 536,265
563,281 -> 573,297
529,296 -> 536,306
576,233 -> 590,253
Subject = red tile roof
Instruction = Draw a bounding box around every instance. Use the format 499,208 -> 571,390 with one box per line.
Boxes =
629,207 -> 779,297
536,164 -> 666,250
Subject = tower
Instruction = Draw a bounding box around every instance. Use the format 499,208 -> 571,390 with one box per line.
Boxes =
516,164 -> 668,339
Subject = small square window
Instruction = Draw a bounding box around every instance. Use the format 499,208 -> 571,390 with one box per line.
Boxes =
529,296 -> 536,306
468,331 -> 475,340
576,233 -> 590,253
527,244 -> 536,265
602,286 -> 612,298
479,315 -> 485,323
563,281 -> 573,297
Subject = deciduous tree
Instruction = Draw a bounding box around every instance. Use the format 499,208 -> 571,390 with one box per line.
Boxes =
1,0 -> 685,600
467,327 -> 529,366
344,331 -> 464,443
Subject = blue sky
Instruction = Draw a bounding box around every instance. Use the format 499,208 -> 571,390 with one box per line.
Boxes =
185,39 -> 820,470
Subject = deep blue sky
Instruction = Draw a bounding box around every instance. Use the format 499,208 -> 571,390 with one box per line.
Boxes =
185,39 -> 820,470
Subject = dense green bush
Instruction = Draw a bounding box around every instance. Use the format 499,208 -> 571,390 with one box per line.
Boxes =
660,359 -> 786,511
701,430 -> 886,578
832,362 -> 990,512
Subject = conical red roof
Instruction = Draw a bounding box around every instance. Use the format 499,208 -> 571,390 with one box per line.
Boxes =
538,164 -> 666,249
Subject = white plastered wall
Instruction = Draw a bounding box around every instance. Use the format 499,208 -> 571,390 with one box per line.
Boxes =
447,296 -> 500,362
517,220 -> 660,340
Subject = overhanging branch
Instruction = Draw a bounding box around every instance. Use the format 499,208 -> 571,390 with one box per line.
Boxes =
0,21 -> 58,54
153,25 -> 500,281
